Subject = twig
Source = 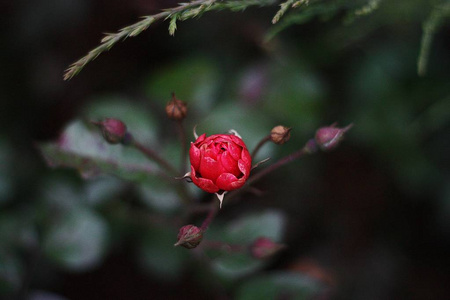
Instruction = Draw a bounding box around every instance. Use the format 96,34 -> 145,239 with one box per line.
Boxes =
132,140 -> 179,176
200,201 -> 219,231
251,135 -> 271,158
63,0 -> 277,80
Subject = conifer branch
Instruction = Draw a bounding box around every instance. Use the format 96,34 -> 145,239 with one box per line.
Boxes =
63,0 -> 277,80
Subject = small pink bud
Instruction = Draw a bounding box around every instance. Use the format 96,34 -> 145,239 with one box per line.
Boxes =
270,125 -> 292,145
165,93 -> 187,121
250,237 -> 285,259
174,225 -> 203,249
314,123 -> 353,151
92,118 -> 128,144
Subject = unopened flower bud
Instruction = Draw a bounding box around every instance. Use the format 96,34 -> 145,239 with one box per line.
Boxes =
166,93 -> 187,121
315,123 -> 353,151
174,225 -> 203,249
270,125 -> 292,145
91,118 -> 128,144
250,237 -> 285,259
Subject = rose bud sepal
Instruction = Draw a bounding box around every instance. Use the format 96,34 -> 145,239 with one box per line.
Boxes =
165,93 -> 187,121
270,125 -> 292,145
315,123 -> 353,151
91,118 -> 128,144
174,225 -> 203,249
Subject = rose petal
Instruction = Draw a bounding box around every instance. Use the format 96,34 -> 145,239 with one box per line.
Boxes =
211,135 -> 231,144
193,133 -> 206,145
199,156 -> 225,182
215,173 -> 239,191
240,147 -> 252,170
238,159 -> 251,177
189,143 -> 202,170
229,135 -> 246,147
219,151 -> 241,177
191,166 -> 219,193
227,141 -> 242,161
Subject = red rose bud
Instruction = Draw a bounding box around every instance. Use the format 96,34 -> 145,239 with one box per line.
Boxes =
270,125 -> 292,145
165,93 -> 187,121
250,237 -> 286,259
189,133 -> 252,194
315,123 -> 353,151
174,225 -> 203,249
91,118 -> 128,144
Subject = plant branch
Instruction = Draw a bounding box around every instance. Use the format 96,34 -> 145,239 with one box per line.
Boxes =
251,135 -> 271,158
200,200 -> 219,231
131,140 -> 179,175
247,146 -> 309,185
63,0 -> 278,80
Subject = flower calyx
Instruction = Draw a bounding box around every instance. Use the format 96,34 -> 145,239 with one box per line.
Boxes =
315,123 -> 353,151
165,93 -> 187,121
270,125 -> 292,145
174,225 -> 203,249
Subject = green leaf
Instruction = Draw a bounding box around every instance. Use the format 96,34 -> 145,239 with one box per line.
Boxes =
0,211 -> 38,251
28,290 -> 69,300
207,210 -> 286,279
236,272 -> 324,300
0,139 -> 15,206
42,207 -> 109,271
138,178 -> 182,214
84,176 -> 126,206
38,120 -> 159,181
138,226 -> 188,280
84,95 -> 159,144
417,2 -> 450,76
263,62 -> 325,136
0,251 -> 23,294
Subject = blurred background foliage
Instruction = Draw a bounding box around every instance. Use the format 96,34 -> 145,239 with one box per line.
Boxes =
1,0 -> 449,299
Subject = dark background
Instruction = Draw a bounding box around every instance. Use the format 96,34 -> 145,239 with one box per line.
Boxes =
1,0 -> 449,299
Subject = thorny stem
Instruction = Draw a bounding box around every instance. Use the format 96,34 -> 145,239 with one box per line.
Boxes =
251,135 -> 271,158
